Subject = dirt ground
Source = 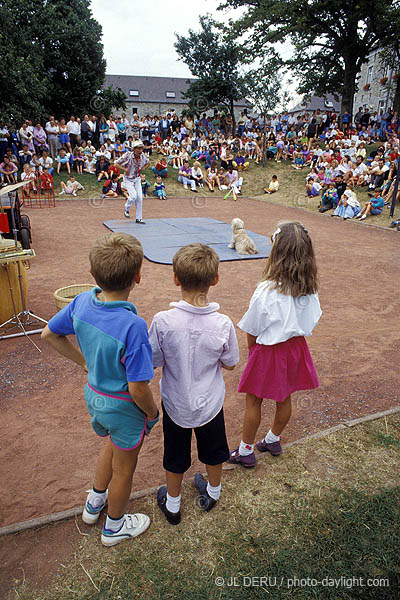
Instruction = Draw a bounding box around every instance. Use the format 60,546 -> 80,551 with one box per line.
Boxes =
0,194 -> 399,596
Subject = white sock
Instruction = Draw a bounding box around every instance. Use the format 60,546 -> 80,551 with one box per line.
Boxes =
206,482 -> 221,501
239,440 -> 254,456
105,514 -> 124,531
166,492 -> 181,513
88,489 -> 107,508
265,429 -> 280,444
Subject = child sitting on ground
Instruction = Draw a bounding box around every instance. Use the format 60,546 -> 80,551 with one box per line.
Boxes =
59,174 -> 84,197
149,243 -> 239,525
355,189 -> 384,220
305,177 -> 322,197
264,174 -> 279,194
102,172 -> 122,198
319,181 -> 339,212
141,173 -> 150,198
42,233 -> 159,546
153,175 -> 167,199
152,158 -> 168,178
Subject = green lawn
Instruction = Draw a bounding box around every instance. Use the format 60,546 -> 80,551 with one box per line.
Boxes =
15,413 -> 400,600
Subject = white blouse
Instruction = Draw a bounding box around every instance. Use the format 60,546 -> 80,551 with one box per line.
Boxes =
238,280 -> 322,346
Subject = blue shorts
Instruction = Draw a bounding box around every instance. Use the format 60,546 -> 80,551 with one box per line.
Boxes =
84,384 -> 159,451
371,208 -> 382,215
59,133 -> 70,144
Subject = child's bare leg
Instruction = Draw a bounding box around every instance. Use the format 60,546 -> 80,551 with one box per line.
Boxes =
205,463 -> 222,487
242,393 -> 263,444
93,437 -> 113,491
107,442 -> 142,518
271,395 -> 292,436
166,471 -> 184,497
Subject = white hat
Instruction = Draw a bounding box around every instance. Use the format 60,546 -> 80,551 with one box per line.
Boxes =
132,140 -> 144,148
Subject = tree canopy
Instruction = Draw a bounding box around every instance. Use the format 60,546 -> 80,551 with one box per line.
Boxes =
0,0 -> 125,122
175,15 -> 247,123
219,0 -> 399,115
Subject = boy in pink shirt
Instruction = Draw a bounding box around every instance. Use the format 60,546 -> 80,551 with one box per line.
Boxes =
149,243 -> 239,525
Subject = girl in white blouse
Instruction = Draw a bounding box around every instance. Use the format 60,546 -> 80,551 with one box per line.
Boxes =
229,221 -> 322,467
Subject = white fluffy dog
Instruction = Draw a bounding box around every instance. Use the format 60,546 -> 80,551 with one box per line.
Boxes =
228,218 -> 259,255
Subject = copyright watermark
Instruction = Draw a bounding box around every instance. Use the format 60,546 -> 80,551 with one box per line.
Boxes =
214,576 -> 390,589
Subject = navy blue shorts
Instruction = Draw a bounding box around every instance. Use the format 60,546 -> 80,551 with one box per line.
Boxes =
162,403 -> 229,473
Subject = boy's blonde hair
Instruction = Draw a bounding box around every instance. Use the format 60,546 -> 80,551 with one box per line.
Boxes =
173,243 -> 219,290
89,233 -> 143,291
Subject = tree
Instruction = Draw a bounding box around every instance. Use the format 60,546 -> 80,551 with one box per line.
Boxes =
219,0 -> 398,116
175,15 -> 247,128
0,0 -> 125,122
242,60 -> 282,165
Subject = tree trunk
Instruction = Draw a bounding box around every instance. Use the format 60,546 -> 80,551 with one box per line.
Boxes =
340,57 -> 359,118
230,97 -> 235,134
262,112 -> 267,167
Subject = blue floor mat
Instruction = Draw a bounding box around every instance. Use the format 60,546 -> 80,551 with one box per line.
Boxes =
103,217 -> 272,264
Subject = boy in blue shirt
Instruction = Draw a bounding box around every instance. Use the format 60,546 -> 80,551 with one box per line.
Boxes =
356,189 -> 384,220
42,233 -> 159,546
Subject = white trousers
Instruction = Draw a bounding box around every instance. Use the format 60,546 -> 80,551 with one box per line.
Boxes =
123,176 -> 143,220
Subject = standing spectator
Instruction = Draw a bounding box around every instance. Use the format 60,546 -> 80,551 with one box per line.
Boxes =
33,122 -> 48,155
80,115 -> 92,142
116,116 -> 127,143
46,117 -> 59,158
99,116 -> 109,145
67,115 -> 80,149
0,122 -> 9,161
106,115 -> 117,143
58,118 -> 72,152
158,115 -> 171,141
19,122 -> 34,153
91,116 -> 100,148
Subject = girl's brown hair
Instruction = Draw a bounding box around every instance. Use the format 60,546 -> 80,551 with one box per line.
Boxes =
261,221 -> 318,297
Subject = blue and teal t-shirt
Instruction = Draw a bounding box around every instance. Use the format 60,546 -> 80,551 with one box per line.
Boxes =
48,287 -> 154,398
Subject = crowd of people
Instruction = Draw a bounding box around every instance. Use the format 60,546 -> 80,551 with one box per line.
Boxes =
0,106 -> 399,225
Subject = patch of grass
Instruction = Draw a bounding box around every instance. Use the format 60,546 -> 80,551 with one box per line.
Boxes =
14,413 -> 400,600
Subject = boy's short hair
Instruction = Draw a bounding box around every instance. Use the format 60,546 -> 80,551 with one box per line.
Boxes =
90,233 -> 143,291
173,243 -> 219,291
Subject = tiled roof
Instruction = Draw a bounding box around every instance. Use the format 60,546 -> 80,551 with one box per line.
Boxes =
289,93 -> 342,114
103,74 -> 249,107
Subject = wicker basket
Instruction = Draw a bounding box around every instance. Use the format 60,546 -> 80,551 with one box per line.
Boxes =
54,284 -> 96,311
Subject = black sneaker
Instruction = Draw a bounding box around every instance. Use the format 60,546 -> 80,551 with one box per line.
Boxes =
389,221 -> 397,228
135,218 -> 146,224
194,473 -> 217,512
157,486 -> 181,525
124,210 -> 130,218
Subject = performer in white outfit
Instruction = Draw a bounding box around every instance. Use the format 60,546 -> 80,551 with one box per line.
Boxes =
115,139 -> 149,224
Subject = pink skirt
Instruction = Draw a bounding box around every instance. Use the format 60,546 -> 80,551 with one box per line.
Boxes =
238,337 -> 319,402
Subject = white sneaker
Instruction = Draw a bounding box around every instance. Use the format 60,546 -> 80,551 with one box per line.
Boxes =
101,513 -> 150,547
82,490 -> 108,525
72,191 -> 77,196
360,214 -> 366,220
183,184 -> 188,190
59,190 -> 65,195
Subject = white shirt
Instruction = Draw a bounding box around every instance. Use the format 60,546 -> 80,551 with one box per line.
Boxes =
67,120 -> 80,135
238,281 -> 321,345
38,156 -> 53,171
149,300 -> 239,428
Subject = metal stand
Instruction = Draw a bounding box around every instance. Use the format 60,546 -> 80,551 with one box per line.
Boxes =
0,190 -> 47,351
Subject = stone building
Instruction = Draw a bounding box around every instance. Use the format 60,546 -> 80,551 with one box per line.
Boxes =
103,74 -> 250,119
353,50 -> 396,115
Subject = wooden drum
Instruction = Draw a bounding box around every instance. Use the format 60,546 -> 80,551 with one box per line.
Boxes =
0,260 -> 28,323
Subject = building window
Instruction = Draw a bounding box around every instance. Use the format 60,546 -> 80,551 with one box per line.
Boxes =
166,91 -> 176,98
366,66 -> 373,84
131,107 -> 137,114
129,90 -> 139,96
